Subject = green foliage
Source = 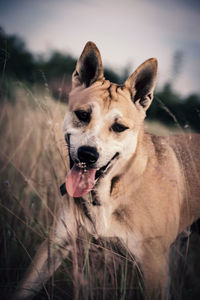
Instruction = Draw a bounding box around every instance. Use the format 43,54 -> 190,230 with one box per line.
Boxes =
0,27 -> 35,82
37,51 -> 76,80
0,27 -> 120,102
104,67 -> 121,83
148,82 -> 200,131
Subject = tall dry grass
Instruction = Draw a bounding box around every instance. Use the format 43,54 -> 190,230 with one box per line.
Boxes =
0,86 -> 199,299
0,87 -> 144,299
0,87 -> 69,299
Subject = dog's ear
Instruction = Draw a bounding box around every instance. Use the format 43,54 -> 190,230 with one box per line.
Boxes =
124,58 -> 157,111
72,41 -> 104,89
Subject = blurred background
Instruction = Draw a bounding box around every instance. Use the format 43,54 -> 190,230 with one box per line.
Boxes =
0,0 -> 200,129
0,0 -> 200,299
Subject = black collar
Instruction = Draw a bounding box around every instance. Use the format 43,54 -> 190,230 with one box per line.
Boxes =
60,182 -> 67,196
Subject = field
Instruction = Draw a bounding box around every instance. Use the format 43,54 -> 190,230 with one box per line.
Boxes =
0,86 -> 200,299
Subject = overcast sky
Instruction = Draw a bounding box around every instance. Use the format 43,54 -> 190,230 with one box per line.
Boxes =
0,0 -> 200,96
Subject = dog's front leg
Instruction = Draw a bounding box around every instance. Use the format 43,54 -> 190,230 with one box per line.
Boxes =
13,202 -> 78,300
13,238 -> 68,300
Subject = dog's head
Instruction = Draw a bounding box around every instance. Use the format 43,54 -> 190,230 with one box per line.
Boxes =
63,42 -> 157,197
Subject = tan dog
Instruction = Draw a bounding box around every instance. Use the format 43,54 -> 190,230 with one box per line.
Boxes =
14,42 -> 200,299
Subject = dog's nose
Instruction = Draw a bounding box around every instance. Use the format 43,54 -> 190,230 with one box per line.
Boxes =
78,146 -> 99,165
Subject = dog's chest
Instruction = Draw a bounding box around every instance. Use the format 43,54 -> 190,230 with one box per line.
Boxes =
81,177 -> 126,237
79,181 -> 144,262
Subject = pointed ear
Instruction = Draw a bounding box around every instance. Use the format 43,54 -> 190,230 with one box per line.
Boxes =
124,58 -> 157,111
72,41 -> 104,89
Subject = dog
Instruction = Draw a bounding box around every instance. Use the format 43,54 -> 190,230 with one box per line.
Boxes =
14,42 -> 200,299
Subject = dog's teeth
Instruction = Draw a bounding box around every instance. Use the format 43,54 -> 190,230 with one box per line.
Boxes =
77,162 -> 87,169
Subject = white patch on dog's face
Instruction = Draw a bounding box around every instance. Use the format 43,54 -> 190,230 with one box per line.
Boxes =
63,101 -> 139,170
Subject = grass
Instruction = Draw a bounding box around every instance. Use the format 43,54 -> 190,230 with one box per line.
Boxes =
0,85 -> 200,299
0,86 -> 69,299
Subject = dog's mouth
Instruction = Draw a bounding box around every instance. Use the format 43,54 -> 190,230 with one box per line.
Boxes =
95,152 -> 119,180
63,152 -> 119,198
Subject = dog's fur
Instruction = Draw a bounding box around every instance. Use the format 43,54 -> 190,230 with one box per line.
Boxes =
14,42 -> 200,299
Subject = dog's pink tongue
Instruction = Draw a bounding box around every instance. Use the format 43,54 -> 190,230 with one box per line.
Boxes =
65,165 -> 96,197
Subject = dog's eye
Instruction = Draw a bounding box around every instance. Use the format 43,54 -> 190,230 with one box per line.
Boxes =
111,123 -> 129,133
74,110 -> 91,123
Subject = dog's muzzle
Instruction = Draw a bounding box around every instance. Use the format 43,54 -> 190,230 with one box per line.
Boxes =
60,134 -> 119,197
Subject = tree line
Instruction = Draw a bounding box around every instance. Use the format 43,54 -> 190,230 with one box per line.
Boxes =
0,27 -> 200,131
